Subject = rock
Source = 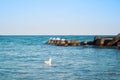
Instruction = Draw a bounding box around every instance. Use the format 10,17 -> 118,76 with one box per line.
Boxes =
50,40 -> 54,44
92,35 -> 113,46
81,41 -> 87,45
55,40 -> 61,46
95,39 -> 102,46
47,40 -> 51,44
107,33 -> 120,46
94,38 -> 113,46
71,40 -> 80,46
64,43 -> 68,46
94,35 -> 100,41
60,41 -> 66,46
117,42 -> 120,49
116,33 -> 120,38
87,41 -> 93,45
93,35 -> 100,45
67,40 -> 72,45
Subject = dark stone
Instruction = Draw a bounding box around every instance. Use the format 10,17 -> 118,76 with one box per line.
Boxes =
94,38 -> 113,46
87,41 -> 93,45
107,34 -> 120,46
94,35 -> 100,41
117,42 -> 120,49
104,39 -> 113,46
81,41 -> 87,45
93,35 -> 100,45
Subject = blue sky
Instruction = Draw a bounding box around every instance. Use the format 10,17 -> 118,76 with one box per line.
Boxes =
0,0 -> 120,35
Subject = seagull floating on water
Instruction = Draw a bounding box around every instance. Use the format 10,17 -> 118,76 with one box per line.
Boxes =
44,58 -> 52,66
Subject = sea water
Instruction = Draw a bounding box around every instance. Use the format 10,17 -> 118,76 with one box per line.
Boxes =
0,35 -> 120,80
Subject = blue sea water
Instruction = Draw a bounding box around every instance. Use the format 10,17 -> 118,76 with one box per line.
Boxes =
0,35 -> 120,80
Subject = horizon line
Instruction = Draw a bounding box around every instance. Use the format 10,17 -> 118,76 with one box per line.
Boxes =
0,34 -> 117,36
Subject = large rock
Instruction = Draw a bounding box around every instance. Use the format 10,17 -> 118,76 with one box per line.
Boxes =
94,35 -> 100,41
107,33 -> 120,46
93,35 -> 114,46
95,38 -> 113,46
71,40 -> 80,46
87,41 -> 93,45
60,41 -> 66,46
116,33 -> 120,38
93,35 -> 100,45
81,41 -> 87,45
55,40 -> 61,46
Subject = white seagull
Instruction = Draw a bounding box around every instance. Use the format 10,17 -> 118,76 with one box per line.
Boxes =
49,37 -> 52,40
52,38 -> 56,41
44,58 -> 52,66
56,37 -> 60,41
61,38 -> 65,41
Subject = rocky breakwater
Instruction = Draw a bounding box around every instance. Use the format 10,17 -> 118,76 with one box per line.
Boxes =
46,37 -> 80,46
46,33 -> 120,49
81,33 -> 120,49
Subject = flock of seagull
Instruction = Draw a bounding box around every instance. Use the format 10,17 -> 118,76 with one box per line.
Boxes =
49,37 -> 66,41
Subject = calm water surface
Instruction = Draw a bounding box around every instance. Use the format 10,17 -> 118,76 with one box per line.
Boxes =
0,35 -> 120,80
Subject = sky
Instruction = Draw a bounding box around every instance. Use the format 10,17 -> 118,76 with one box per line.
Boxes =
0,0 -> 120,35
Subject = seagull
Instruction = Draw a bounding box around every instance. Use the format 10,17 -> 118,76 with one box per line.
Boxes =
44,58 -> 52,66
49,37 -> 52,40
52,38 -> 56,41
61,38 -> 65,41
56,37 -> 60,41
